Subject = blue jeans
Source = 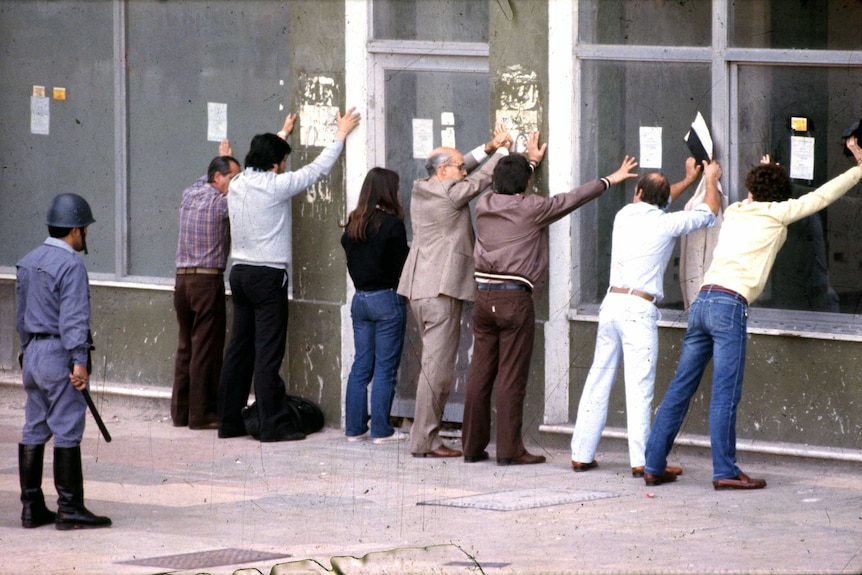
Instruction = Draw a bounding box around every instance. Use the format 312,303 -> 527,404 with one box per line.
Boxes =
345,289 -> 407,438
645,287 -> 748,480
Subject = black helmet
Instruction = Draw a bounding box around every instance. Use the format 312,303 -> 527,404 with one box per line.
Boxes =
46,193 -> 96,228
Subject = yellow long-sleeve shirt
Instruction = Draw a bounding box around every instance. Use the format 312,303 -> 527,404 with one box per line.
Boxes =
703,165 -> 862,304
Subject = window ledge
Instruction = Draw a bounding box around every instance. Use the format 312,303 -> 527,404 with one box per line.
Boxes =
368,39 -> 488,57
569,305 -> 862,343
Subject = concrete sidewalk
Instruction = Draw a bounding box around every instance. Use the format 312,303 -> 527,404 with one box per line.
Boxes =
0,384 -> 860,575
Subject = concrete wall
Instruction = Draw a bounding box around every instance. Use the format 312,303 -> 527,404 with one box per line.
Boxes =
285,0 -> 348,423
1,0 -> 859,454
568,322 -> 862,451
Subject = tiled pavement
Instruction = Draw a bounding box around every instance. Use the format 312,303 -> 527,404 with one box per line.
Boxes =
0,381 -> 860,575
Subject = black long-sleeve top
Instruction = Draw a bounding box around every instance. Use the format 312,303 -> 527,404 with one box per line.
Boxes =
341,213 -> 409,291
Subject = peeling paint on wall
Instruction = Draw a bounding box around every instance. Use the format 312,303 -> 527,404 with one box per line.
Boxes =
495,65 -> 541,153
299,74 -> 339,147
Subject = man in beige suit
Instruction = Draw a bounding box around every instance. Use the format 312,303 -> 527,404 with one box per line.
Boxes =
399,125 -> 511,458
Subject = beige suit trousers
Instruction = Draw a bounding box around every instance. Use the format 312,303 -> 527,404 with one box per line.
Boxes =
409,295 -> 463,454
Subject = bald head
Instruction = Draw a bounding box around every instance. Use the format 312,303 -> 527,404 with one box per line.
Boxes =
426,147 -> 466,180
636,172 -> 670,207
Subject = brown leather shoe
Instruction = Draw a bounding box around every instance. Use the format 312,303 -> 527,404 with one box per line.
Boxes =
712,472 -> 766,490
497,452 -> 546,466
644,471 -> 678,486
632,465 -> 682,478
412,445 -> 462,458
571,460 -> 598,472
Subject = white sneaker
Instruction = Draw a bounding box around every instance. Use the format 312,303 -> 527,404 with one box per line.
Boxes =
372,430 -> 409,444
347,432 -> 369,442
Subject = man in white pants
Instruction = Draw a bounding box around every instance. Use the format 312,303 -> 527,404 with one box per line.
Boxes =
570,157 -> 720,477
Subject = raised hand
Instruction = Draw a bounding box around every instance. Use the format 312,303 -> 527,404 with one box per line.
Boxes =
606,155 -> 639,186
335,107 -> 361,141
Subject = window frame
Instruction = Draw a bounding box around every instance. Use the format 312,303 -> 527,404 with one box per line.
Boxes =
570,1 -> 862,342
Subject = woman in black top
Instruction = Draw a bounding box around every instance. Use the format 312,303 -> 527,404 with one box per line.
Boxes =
341,168 -> 409,443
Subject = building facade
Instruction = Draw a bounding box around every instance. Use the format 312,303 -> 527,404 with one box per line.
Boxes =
1,0 -> 860,456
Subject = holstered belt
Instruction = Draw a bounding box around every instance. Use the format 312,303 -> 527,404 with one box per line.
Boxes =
609,286 -> 656,304
177,267 -> 221,275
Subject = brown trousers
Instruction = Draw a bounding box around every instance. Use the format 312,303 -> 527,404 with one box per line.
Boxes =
461,288 -> 535,460
172,273 -> 226,427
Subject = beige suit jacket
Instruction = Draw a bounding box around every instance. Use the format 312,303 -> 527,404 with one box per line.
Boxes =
397,148 -> 504,302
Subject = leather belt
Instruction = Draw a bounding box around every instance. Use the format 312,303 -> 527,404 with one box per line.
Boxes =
177,267 -> 221,275
33,333 -> 60,340
700,284 -> 748,306
477,281 -> 532,294
609,286 -> 656,304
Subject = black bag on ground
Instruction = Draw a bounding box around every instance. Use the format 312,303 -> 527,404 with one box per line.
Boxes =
241,396 -> 325,439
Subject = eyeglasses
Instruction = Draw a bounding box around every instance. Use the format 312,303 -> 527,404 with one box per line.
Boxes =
448,163 -> 466,171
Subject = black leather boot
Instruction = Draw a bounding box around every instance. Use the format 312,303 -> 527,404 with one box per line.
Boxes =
19,443 -> 56,528
53,446 -> 112,530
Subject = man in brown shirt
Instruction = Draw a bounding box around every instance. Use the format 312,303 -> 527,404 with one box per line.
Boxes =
461,133 -> 638,465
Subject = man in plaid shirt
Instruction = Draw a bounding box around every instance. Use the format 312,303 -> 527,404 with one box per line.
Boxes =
172,140 -> 240,429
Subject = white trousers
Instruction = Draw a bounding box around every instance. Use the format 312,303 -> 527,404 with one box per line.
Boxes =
570,292 -> 660,468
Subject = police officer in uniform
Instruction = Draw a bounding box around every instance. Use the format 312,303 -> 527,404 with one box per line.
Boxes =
16,193 -> 111,530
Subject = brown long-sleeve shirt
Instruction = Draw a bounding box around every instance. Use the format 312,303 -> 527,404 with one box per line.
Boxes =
473,179 -> 607,293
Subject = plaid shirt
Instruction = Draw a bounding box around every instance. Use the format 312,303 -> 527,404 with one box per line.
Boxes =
175,176 -> 229,269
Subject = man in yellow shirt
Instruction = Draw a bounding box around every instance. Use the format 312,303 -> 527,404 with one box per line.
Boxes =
644,136 -> 862,490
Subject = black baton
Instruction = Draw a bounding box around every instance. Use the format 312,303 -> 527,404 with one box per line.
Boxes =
82,387 -> 112,443
70,338 -> 112,443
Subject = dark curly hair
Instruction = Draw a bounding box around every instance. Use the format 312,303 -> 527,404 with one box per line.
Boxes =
744,163 -> 792,203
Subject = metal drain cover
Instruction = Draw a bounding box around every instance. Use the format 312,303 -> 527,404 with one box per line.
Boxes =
118,548 -> 291,569
418,488 -> 620,511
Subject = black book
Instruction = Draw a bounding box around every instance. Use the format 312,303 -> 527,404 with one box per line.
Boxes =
684,112 -> 713,164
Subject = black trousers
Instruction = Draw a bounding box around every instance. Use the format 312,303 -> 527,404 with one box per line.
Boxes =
218,265 -> 293,440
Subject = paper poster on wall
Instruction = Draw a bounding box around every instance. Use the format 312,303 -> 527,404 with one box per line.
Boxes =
413,118 -> 433,159
207,102 -> 227,142
441,127 -> 456,148
790,135 -> 815,181
30,96 -> 50,135
300,104 -> 338,147
639,126 -> 662,169
441,112 -> 455,126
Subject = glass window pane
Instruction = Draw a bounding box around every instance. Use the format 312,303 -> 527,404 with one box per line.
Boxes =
373,0 -> 488,42
0,0 -> 115,274
127,1 -> 289,277
579,60 -> 711,307
731,0 -> 861,50
579,0 -> 710,46
383,69 -> 490,243
737,65 -> 862,313
383,68 -> 489,423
